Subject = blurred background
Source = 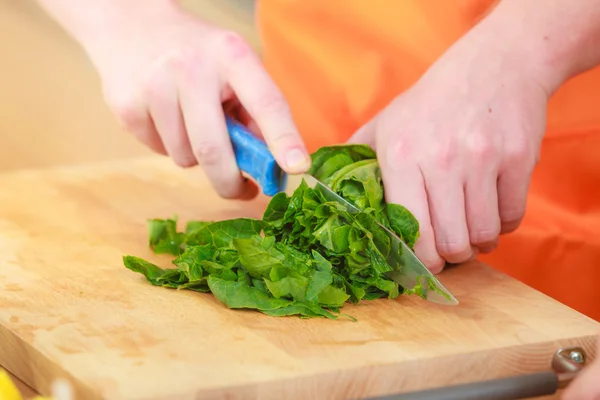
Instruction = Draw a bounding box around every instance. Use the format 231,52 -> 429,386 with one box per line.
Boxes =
0,0 -> 257,395
0,0 -> 258,172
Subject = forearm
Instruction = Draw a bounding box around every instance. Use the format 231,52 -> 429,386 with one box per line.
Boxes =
36,0 -> 178,50
478,0 -> 600,94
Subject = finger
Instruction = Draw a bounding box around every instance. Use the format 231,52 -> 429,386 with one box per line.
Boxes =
216,32 -> 311,174
423,169 -> 474,264
497,164 -> 533,234
468,247 -> 480,260
223,98 -> 263,140
142,66 -> 196,168
220,83 -> 235,103
477,238 -> 498,254
174,56 -> 255,200
465,170 -> 501,253
238,108 -> 262,139
379,152 -> 445,273
129,111 -> 169,155
103,87 -> 167,155
221,86 -> 262,137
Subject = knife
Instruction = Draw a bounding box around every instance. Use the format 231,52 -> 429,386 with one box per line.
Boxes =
225,116 -> 459,306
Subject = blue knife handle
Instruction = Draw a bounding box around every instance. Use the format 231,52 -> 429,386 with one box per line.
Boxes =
225,116 -> 287,196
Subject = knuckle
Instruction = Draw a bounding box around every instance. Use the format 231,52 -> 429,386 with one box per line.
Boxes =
470,228 -> 499,245
413,230 -> 446,273
478,241 -> 498,254
467,136 -> 496,163
169,136 -> 196,168
141,74 -> 165,99
172,154 -> 197,168
500,207 -> 525,225
218,30 -> 253,61
211,174 -> 246,200
193,141 -> 222,166
501,222 -> 521,234
163,48 -> 190,69
140,51 -> 190,97
425,257 -> 446,274
267,130 -> 299,150
159,47 -> 201,78
210,29 -> 254,63
216,185 -> 243,200
250,89 -> 289,116
436,237 -> 470,260
431,143 -> 457,169
504,139 -> 534,165
500,209 -> 524,234
164,132 -> 194,163
388,140 -> 413,166
104,91 -> 143,130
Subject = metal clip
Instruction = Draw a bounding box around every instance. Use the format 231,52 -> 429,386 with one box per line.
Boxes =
552,346 -> 587,389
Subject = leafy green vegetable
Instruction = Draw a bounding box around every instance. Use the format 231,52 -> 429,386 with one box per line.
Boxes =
308,144 -> 420,248
123,144 -> 430,320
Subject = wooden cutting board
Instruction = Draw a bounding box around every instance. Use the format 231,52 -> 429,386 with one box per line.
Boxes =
0,156 -> 597,400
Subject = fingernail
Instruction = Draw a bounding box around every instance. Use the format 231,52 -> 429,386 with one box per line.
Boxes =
284,148 -> 310,170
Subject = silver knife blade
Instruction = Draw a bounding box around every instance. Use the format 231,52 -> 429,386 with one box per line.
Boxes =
295,174 -> 458,306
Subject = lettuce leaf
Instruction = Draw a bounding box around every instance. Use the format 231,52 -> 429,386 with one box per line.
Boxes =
123,144 -> 425,320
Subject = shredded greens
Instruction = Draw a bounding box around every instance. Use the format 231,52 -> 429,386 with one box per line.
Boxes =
123,144 -> 424,320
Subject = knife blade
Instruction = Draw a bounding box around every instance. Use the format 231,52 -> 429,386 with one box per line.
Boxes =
225,116 -> 458,306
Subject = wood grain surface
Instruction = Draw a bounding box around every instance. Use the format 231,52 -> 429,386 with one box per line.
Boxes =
0,156 -> 597,400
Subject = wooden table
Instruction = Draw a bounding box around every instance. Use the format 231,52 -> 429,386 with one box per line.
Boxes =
0,155 -> 597,399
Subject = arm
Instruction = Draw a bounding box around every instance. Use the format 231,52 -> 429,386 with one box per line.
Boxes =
350,0 -> 600,270
35,1 -> 196,60
34,0 -> 311,199
476,0 -> 600,95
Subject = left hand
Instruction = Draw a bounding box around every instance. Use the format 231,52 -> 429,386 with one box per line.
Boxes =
562,335 -> 600,400
349,16 -> 552,272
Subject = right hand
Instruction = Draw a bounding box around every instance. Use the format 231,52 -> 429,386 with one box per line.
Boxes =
348,28 -> 548,271
80,2 -> 310,199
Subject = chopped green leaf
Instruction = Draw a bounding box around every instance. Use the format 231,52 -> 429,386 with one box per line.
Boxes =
147,217 -> 185,255
123,144 -> 434,320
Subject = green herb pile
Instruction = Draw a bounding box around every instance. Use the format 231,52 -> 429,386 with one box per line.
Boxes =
123,145 -> 424,320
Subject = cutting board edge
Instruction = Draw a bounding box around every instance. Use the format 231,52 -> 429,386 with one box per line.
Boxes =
3,327 -> 596,400
109,334 -> 599,400
0,324 -> 101,400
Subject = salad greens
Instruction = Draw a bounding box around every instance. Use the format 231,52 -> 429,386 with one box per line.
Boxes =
123,144 -> 423,320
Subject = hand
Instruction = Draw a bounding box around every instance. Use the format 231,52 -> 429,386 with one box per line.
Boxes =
349,18 -> 550,272
562,335 -> 600,400
79,2 -> 310,199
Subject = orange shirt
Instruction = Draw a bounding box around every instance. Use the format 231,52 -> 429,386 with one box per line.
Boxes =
256,0 -> 600,321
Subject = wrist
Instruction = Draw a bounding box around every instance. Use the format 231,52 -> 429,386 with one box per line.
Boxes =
475,0 -> 600,96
